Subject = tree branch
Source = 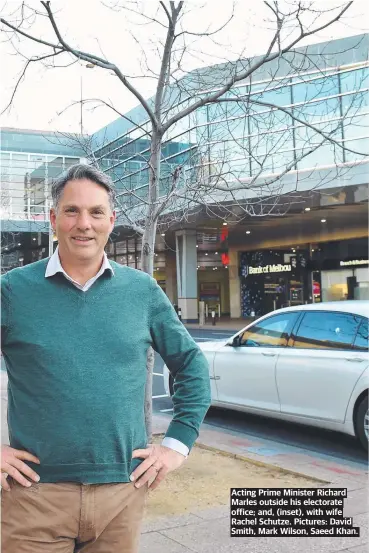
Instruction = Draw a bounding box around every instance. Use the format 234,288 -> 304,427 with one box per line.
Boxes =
57,98 -> 152,142
0,16 -> 62,50
162,1 -> 353,131
174,3 -> 234,39
160,1 -> 173,24
40,1 -> 114,66
2,1 -> 160,129
1,50 -> 64,115
212,96 -> 368,157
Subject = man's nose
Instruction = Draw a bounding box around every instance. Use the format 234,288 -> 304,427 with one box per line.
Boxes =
76,212 -> 92,230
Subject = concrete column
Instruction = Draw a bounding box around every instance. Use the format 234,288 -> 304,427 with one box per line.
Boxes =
165,252 -> 177,304
175,229 -> 198,323
229,249 -> 241,318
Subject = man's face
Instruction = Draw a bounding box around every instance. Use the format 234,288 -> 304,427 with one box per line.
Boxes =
50,178 -> 116,264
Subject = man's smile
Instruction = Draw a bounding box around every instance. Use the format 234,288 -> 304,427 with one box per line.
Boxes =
71,236 -> 95,244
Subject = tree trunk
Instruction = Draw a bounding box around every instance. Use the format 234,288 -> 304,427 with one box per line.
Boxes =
142,220 -> 157,443
142,130 -> 162,442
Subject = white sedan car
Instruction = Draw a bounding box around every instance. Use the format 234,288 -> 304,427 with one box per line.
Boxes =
164,301 -> 369,450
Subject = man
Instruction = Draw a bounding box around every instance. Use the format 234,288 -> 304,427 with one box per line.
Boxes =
1,164 -> 211,552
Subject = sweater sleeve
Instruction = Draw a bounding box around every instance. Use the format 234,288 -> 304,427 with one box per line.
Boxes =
149,278 -> 211,451
1,273 -> 10,348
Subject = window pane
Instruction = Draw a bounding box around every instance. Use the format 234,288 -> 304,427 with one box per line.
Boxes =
343,112 -> 369,141
251,148 -> 295,175
292,74 -> 338,103
297,141 -> 344,170
64,157 -> 80,167
344,137 -> 369,162
115,241 -> 127,254
341,89 -> 368,116
12,154 -> 28,161
240,312 -> 297,347
250,116 -> 292,156
294,118 -> 342,146
296,99 -> 341,128
250,84 -> 292,111
340,67 -> 369,94
353,319 -> 368,351
293,312 -> 360,350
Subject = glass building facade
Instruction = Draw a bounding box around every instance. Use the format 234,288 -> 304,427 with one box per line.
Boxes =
1,129 -> 84,222
1,151 -> 81,221
1,129 -> 83,272
90,35 -> 368,206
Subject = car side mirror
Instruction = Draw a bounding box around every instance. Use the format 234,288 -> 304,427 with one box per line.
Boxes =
229,335 -> 241,347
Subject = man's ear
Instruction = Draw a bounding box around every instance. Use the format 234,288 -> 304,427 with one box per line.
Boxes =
50,208 -> 56,231
110,210 -> 116,229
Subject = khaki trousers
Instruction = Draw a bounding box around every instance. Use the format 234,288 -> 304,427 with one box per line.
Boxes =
1,479 -> 147,553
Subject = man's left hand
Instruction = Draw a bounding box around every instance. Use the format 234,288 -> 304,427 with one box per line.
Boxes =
131,444 -> 186,490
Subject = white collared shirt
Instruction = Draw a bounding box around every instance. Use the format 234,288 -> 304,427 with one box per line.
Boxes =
45,246 -> 114,291
45,248 -> 189,458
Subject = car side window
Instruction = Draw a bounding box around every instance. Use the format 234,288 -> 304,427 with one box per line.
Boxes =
239,313 -> 298,348
292,311 -> 360,350
353,318 -> 369,351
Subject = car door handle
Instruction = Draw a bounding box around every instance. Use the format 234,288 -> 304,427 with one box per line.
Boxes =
345,357 -> 364,363
262,352 -> 276,357
210,376 -> 220,380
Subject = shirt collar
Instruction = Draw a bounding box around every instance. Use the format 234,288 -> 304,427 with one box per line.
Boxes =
45,246 -> 114,280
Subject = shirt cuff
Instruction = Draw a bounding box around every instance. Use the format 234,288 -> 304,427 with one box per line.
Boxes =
162,437 -> 189,458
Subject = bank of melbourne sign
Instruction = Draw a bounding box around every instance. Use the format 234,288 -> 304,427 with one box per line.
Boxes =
248,264 -> 292,275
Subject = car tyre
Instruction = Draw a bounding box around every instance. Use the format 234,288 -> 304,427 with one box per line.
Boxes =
355,395 -> 369,451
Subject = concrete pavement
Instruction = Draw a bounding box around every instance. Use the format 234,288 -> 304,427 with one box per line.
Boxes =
149,412 -> 368,553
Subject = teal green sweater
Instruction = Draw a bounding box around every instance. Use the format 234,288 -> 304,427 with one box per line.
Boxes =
1,259 -> 210,483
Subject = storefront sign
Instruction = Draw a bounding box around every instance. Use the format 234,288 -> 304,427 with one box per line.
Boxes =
249,264 -> 292,275
264,282 -> 285,294
339,259 -> 369,267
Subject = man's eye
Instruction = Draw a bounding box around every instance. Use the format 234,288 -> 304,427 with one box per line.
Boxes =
92,211 -> 104,215
65,208 -> 77,213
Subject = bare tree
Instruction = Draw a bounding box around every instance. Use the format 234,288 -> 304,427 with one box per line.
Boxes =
2,0 -> 368,438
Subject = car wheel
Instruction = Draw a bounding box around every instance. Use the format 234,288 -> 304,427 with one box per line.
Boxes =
355,395 -> 369,451
169,374 -> 174,397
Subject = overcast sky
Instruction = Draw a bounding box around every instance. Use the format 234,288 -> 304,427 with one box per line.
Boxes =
0,0 -> 368,134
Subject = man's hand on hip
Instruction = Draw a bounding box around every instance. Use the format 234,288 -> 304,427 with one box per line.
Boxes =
131,444 -> 186,491
1,445 -> 40,490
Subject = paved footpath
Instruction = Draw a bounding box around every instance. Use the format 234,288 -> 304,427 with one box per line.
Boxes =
1,372 -> 367,552
185,318 -> 250,331
146,413 -> 368,553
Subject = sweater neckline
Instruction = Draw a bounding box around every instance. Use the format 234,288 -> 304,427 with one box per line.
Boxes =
51,271 -> 113,301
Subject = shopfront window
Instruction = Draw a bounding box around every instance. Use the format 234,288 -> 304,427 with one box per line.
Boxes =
321,270 -> 351,301
354,267 -> 369,300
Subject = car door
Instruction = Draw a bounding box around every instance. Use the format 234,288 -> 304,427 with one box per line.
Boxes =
213,312 -> 299,412
276,311 -> 368,422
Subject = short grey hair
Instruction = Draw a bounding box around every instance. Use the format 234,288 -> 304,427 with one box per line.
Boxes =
51,164 -> 116,211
